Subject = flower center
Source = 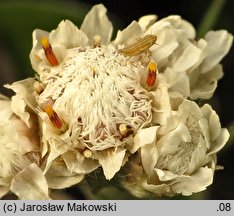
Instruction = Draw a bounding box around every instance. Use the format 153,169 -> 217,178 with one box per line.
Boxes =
38,45 -> 152,150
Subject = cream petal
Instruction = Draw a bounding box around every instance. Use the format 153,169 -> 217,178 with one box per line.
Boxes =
169,72 -> 190,97
4,78 -> 37,111
172,41 -> 203,72
208,128 -> 229,155
180,19 -> 196,39
190,64 -> 223,100
154,168 -> 178,181
29,29 -> 49,71
81,4 -> 113,44
11,95 -> 31,128
201,104 -> 222,142
50,20 -> 88,48
113,21 -> 142,45
133,126 -> 159,152
138,15 -> 157,32
188,136 -> 209,174
142,180 -> 171,197
170,166 -> 213,196
134,126 -> 159,176
200,30 -> 233,73
150,29 -> 178,64
62,151 -> 99,174
45,160 -> 84,189
10,163 -> 50,200
98,148 -> 126,180
157,123 -> 191,154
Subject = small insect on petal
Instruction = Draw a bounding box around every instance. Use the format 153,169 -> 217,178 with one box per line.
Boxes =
119,34 -> 157,56
43,104 -> 63,129
147,60 -> 157,87
41,37 -> 59,66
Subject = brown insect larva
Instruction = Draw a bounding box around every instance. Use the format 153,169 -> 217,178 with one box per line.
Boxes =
119,34 -> 157,56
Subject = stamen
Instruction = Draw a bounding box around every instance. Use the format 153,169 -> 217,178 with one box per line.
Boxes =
147,60 -> 157,86
119,124 -> 133,138
83,149 -> 92,158
33,81 -> 45,94
43,104 -> 63,129
93,35 -> 101,48
41,37 -> 59,66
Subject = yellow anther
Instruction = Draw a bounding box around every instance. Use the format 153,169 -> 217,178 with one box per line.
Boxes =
83,149 -> 92,158
33,81 -> 45,94
40,37 -> 59,66
119,124 -> 133,138
43,103 -> 63,129
147,60 -> 157,87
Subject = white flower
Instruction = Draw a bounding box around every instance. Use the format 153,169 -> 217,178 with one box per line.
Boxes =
4,3 -> 231,197
140,15 -> 232,99
0,94 -> 47,199
123,97 -> 229,197
29,4 -> 154,181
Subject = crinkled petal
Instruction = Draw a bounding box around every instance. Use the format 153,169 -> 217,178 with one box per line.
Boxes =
208,128 -> 230,155
81,4 -> 113,44
201,104 -> 221,141
170,166 -> 213,196
154,168 -> 178,181
132,126 -> 159,153
172,41 -> 203,72
10,163 -> 50,200
138,15 -> 157,32
157,123 -> 191,154
190,64 -> 223,100
29,29 -> 49,72
150,29 -> 178,65
4,78 -> 37,112
45,160 -> 84,189
10,95 -> 31,128
142,181 -> 171,197
134,126 -> 159,176
62,151 -> 99,174
114,21 -> 142,45
98,148 -> 126,180
200,30 -> 233,73
50,20 -> 88,48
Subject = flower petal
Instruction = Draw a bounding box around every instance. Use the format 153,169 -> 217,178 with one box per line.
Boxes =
190,64 -> 223,99
134,126 -> 159,176
45,160 -> 84,189
10,163 -> 50,200
50,20 -> 88,48
170,166 -> 213,196
114,21 -> 142,45
81,4 -> 113,44
62,151 -> 99,175
208,128 -> 230,155
4,78 -> 37,113
200,30 -> 233,73
172,41 -> 203,72
154,168 -> 178,181
138,15 -> 157,32
98,148 -> 126,180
